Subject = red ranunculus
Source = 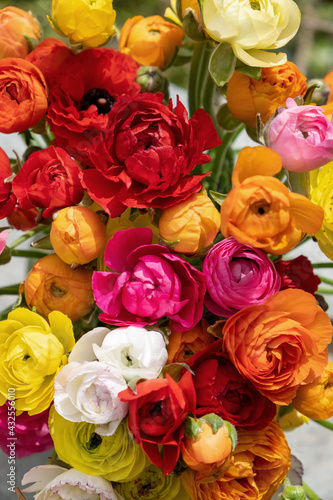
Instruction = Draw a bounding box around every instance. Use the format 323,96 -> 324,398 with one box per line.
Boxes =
187,339 -> 276,430
47,48 -> 141,163
0,146 -> 16,219
81,92 -> 222,217
275,255 -> 321,295
119,370 -> 196,475
7,205 -> 38,230
12,146 -> 84,218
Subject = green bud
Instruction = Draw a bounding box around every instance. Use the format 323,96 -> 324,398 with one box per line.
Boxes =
279,485 -> 306,500
307,78 -> 330,106
136,66 -> 169,97
182,9 -> 205,41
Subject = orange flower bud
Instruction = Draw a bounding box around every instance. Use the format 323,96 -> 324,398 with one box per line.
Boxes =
226,62 -> 307,129
292,361 -> 333,420
324,70 -> 333,104
119,15 -> 184,68
166,318 -> 214,364
181,414 -> 235,482
23,254 -> 94,321
0,6 -> 41,59
50,206 -> 107,265
159,191 -> 220,254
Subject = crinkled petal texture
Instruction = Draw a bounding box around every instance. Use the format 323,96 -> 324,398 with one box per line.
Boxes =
202,0 -> 300,67
222,289 -> 333,405
0,6 -> 41,59
0,57 -> 48,133
81,92 -> 221,217
203,238 -> 280,317
92,227 -> 206,331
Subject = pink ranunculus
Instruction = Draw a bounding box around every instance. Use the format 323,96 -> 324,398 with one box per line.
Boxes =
202,238 -> 281,317
92,227 -> 206,331
0,231 -> 9,254
265,98 -> 333,172
0,403 -> 53,458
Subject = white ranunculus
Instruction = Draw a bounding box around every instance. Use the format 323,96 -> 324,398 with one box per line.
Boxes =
201,0 -> 301,66
92,326 -> 168,381
54,361 -> 128,435
22,465 -> 124,500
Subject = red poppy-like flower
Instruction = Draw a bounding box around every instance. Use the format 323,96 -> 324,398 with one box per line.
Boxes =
7,205 -> 38,230
47,48 -> 141,162
187,339 -> 276,430
81,92 -> 222,216
0,146 -> 16,220
119,370 -> 196,475
275,255 -> 321,295
12,146 -> 84,218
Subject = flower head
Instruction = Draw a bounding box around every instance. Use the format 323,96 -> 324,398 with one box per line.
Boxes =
310,160 -> 333,260
0,6 -> 41,59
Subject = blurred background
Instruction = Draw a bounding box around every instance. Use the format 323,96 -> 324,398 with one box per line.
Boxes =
0,1 -> 333,499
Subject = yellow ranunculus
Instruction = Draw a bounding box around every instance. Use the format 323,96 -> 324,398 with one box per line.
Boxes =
48,0 -> 116,48
310,161 -> 333,260
201,0 -> 301,67
0,308 -> 74,415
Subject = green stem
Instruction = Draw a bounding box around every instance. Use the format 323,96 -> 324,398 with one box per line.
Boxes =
8,225 -> 48,250
188,41 -> 212,116
317,275 -> 333,286
312,263 -> 333,268
303,481 -> 322,500
212,127 -> 244,193
0,284 -> 21,295
312,419 -> 333,431
11,249 -> 48,259
317,288 -> 333,294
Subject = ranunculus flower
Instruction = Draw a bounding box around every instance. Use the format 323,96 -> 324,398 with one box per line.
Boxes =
23,253 -> 94,322
81,92 -> 221,217
50,206 -> 106,265
203,238 -> 281,317
222,288 -> 333,405
0,404 -> 53,458
0,57 -> 48,133
0,146 -> 16,219
0,308 -> 74,414
119,370 -> 196,475
22,465 -> 124,500
201,0 -> 301,67
159,190 -> 221,255
187,339 -> 276,430
293,361 -> 333,420
0,231 -> 9,255
324,70 -> 333,104
25,37 -> 72,88
54,361 -> 128,435
265,98 -> 333,172
92,227 -> 206,331
220,146 -> 324,255
166,319 -> 215,364
48,0 -> 116,48
310,160 -> 333,260
0,6 -> 41,59
12,146 -> 84,219
119,15 -> 184,68
226,61 -> 307,129
49,406 -> 148,482
116,463 -> 189,500
275,255 -> 321,295
47,48 -> 140,163
7,205 -> 38,230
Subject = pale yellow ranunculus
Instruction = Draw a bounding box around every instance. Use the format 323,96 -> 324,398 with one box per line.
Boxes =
48,0 -> 116,48
310,161 -> 333,260
201,0 -> 301,67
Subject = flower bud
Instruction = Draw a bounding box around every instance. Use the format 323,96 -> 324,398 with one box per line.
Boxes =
136,66 -> 169,96
280,485 -> 306,500
119,15 -> 184,68
50,206 -> 107,265
0,6 -> 41,59
307,78 -> 330,106
159,191 -> 220,254
23,253 -> 94,321
277,407 -> 309,431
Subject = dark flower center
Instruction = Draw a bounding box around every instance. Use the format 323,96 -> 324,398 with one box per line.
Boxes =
80,88 -> 115,114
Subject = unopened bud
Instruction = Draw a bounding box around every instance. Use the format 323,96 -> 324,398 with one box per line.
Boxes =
307,78 -> 330,106
136,66 -> 169,97
279,485 -> 306,500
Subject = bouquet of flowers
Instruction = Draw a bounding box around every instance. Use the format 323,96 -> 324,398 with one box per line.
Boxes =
0,0 -> 333,499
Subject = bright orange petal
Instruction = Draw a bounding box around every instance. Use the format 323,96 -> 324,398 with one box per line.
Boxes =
232,146 -> 282,186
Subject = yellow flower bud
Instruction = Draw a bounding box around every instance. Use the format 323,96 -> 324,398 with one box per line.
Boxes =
276,407 -> 309,431
50,206 -> 107,265
23,253 -> 94,322
0,308 -> 74,414
0,6 -> 41,59
119,15 -> 184,68
48,0 -> 116,48
159,191 -> 220,254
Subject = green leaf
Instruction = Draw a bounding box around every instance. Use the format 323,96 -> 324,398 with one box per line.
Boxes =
209,43 -> 236,87
184,416 -> 204,437
209,190 -> 227,206
161,362 -> 194,381
216,103 -> 243,132
304,83 -> 319,105
235,59 -> 262,80
202,413 -> 224,434
31,234 -> 53,250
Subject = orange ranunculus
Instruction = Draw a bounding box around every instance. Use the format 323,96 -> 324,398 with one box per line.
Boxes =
23,253 -> 94,322
119,15 -> 184,68
227,62 -> 307,129
167,318 -> 214,364
220,146 -> 324,255
235,422 -> 291,500
50,206 -> 107,266
0,6 -> 41,60
323,70 -> 333,104
0,57 -> 48,133
180,415 -> 234,482
292,361 -> 333,420
222,288 -> 332,405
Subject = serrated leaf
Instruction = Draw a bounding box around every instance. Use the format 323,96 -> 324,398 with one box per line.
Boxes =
216,103 -> 243,132
235,59 -> 262,80
209,190 -> 227,206
209,43 -> 236,87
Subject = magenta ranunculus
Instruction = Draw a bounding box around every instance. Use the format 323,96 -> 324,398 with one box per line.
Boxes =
92,227 -> 206,331
265,98 -> 333,172
0,403 -> 53,458
202,238 -> 281,317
